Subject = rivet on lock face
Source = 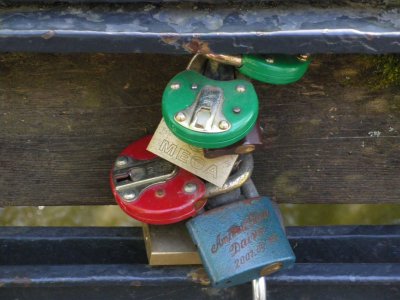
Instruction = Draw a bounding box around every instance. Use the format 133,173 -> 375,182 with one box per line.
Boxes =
297,54 -> 310,62
170,83 -> 181,90
122,190 -> 136,202
184,183 -> 198,193
232,107 -> 241,114
115,156 -> 128,167
175,112 -> 186,122
162,70 -> 259,149
236,85 -> 246,93
155,189 -> 166,198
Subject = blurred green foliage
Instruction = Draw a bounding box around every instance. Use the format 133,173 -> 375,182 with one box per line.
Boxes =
358,54 -> 400,90
0,204 -> 398,227
280,204 -> 400,226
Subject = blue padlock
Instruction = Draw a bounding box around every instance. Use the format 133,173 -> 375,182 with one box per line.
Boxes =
186,196 -> 295,288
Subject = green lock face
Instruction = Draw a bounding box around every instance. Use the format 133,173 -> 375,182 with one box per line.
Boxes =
239,54 -> 311,85
162,70 -> 259,149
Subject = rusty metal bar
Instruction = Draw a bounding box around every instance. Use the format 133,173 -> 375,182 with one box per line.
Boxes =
0,2 -> 400,53
0,226 -> 398,299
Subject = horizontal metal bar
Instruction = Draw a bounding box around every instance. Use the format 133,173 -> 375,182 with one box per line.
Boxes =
0,226 -> 398,299
1,0 -> 389,3
0,227 -> 147,265
1,226 -> 398,265
0,264 -> 191,287
1,3 -> 400,53
0,263 -> 399,287
287,225 -> 400,263
270,263 -> 400,285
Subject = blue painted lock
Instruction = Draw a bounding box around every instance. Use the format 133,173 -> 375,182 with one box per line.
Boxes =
186,196 -> 295,288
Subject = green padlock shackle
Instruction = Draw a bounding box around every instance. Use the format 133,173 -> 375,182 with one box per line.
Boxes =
204,53 -> 311,85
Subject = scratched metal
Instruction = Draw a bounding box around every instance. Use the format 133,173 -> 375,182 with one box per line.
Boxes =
1,2 -> 400,53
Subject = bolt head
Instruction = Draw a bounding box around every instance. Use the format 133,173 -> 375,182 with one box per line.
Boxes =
170,83 -> 181,90
233,107 -> 241,114
191,83 -> 198,90
298,54 -> 309,62
122,191 -> 136,201
265,58 -> 274,64
175,112 -> 186,122
184,183 -> 197,193
218,120 -> 230,130
236,85 -> 246,93
155,189 -> 166,197
115,156 -> 128,167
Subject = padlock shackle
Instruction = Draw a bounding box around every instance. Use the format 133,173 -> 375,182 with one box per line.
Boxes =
252,277 -> 267,300
203,53 -> 311,68
241,178 -> 260,198
203,53 -> 243,68
186,53 -> 208,72
243,178 -> 285,231
205,154 -> 253,198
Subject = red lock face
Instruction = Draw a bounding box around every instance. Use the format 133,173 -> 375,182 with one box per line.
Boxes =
110,135 -> 207,225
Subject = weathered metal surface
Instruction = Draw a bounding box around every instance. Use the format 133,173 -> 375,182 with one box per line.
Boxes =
110,135 -> 207,225
0,226 -> 398,299
1,54 -> 400,205
143,222 -> 202,265
0,2 -> 400,53
186,197 -> 295,288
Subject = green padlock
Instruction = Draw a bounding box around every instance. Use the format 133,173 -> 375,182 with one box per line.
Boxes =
162,70 -> 259,149
205,54 -> 311,85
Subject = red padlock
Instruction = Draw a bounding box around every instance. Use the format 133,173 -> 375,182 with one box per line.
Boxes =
110,135 -> 207,225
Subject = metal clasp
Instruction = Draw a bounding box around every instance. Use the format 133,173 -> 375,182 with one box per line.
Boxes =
113,156 -> 177,202
175,85 -> 231,133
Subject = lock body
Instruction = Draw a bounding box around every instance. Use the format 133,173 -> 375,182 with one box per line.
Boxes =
238,54 -> 310,85
110,135 -> 207,225
162,70 -> 259,149
186,196 -> 295,288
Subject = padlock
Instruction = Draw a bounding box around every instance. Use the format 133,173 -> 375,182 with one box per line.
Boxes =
186,193 -> 295,288
203,119 -> 263,158
110,135 -> 207,225
140,154 -> 254,265
162,57 -> 259,149
204,53 -> 311,85
110,136 -> 254,224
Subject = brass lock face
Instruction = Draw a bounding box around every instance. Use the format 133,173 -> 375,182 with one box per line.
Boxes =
143,223 -> 202,266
